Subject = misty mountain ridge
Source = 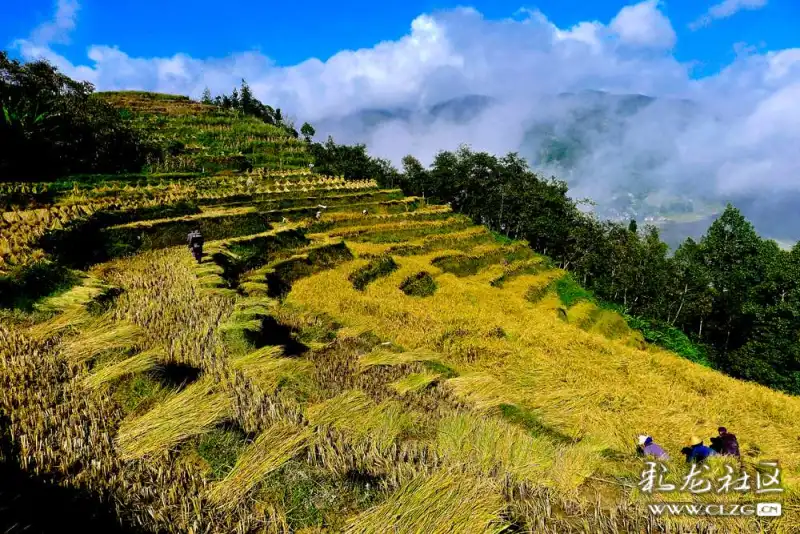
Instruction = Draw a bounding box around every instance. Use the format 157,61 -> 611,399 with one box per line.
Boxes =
323,90 -> 692,132
318,89 -> 703,202
317,94 -> 496,135
314,90 -> 797,247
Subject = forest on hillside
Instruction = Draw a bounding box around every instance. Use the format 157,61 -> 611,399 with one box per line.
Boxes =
2,52 -> 798,395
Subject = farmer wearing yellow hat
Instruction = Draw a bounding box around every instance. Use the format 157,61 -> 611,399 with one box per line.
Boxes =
681,435 -> 717,463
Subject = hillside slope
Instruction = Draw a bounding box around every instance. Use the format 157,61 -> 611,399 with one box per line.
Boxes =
0,91 -> 360,275
1,92 -> 798,533
98,91 -> 314,173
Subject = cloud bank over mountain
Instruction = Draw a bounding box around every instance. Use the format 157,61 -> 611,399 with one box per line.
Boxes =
13,0 -> 800,240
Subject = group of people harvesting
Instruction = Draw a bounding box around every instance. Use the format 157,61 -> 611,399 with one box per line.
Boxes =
314,207 -> 369,220
637,427 -> 741,463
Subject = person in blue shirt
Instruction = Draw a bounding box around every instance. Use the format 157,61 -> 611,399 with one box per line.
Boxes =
682,436 -> 717,463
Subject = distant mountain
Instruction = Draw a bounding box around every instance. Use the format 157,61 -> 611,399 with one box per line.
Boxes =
314,94 -> 496,138
323,107 -> 413,138
317,90 -> 702,207
428,94 -> 495,123
521,90 -> 697,168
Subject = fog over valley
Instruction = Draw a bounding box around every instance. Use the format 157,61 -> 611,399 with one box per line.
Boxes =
312,85 -> 800,247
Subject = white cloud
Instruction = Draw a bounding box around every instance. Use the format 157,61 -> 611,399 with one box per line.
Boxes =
554,21 -> 605,53
15,1 -> 688,116
12,0 -> 800,239
690,0 -> 768,30
30,0 -> 80,45
610,0 -> 676,49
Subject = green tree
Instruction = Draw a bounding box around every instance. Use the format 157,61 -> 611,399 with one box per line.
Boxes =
0,51 -> 157,179
307,136 -> 386,180
300,122 -> 315,142
669,238 -> 713,333
239,79 -> 255,115
201,87 -> 213,105
633,226 -> 671,317
400,155 -> 430,197
562,213 -> 607,284
428,148 -> 463,204
728,302 -> 800,393
699,205 -> 764,360
517,175 -> 580,263
370,157 -> 400,188
263,104 -> 276,124
724,240 -> 800,393
207,80 -> 284,126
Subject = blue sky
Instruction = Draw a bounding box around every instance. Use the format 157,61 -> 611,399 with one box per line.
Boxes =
4,0 -> 798,78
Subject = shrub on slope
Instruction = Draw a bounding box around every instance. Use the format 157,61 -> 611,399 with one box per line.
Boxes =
349,255 -> 398,291
400,271 -> 437,297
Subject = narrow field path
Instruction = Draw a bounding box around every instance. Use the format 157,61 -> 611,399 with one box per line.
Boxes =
105,248 -> 234,363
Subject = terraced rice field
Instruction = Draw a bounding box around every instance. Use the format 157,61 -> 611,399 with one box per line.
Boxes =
0,126 -> 800,533
2,173 -> 800,533
97,91 -> 316,173
0,176 -> 379,273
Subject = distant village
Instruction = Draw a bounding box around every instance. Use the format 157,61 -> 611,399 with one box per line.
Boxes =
604,208 -> 669,224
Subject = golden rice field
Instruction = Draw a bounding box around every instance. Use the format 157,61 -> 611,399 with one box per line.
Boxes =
0,176 -> 378,273
1,178 -> 799,533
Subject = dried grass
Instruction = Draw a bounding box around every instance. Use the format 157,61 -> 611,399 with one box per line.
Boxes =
62,318 -> 142,364
7,176 -> 800,532
345,470 -> 508,534
116,379 -> 233,459
359,347 -> 441,369
288,248 -> 800,506
233,346 -> 311,394
390,371 -> 441,395
83,347 -> 163,389
435,412 -> 552,483
26,304 -> 90,339
446,374 -> 512,410
306,391 -> 416,453
208,422 -> 315,505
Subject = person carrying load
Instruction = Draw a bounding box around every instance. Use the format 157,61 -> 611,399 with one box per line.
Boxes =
187,228 -> 204,263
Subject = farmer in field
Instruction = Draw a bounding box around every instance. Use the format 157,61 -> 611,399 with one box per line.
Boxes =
637,435 -> 669,460
682,436 -> 716,463
315,210 -> 322,220
362,209 -> 368,216
711,427 -> 741,458
187,228 -> 204,263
